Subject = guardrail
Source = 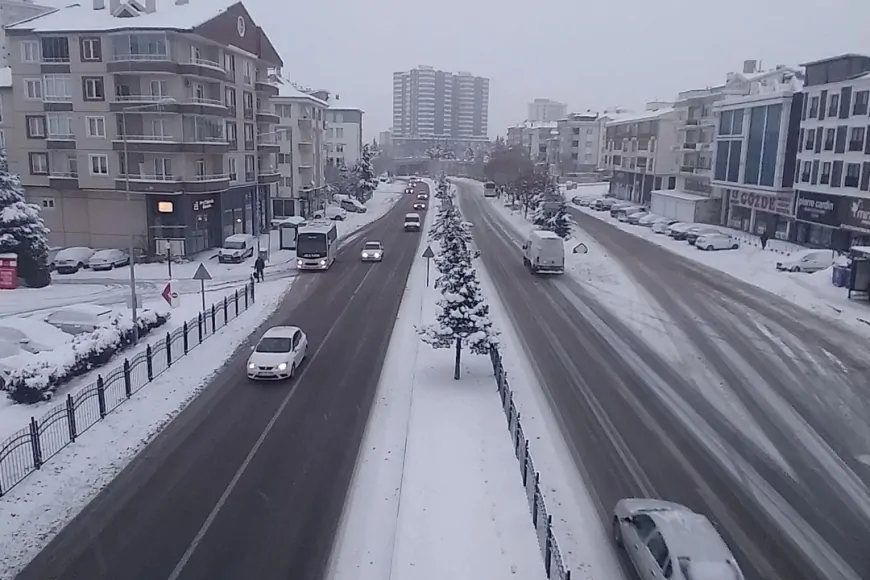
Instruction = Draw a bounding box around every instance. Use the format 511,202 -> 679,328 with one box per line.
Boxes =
0,280 -> 258,498
489,347 -> 572,580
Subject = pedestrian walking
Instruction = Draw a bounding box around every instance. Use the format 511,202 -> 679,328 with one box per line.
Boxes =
254,255 -> 265,282
759,229 -> 769,251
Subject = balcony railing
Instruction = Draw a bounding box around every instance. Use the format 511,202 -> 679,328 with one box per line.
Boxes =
120,173 -> 181,182
680,165 -> 710,174
50,171 -> 78,179
849,141 -> 864,152
684,119 -> 700,126
801,173 -> 811,182
114,94 -> 168,103
41,56 -> 70,63
190,97 -> 224,106
110,53 -> 170,62
191,57 -> 223,71
43,95 -> 73,103
187,135 -> 228,143
193,173 -> 229,181
47,132 -> 75,140
118,134 -> 177,142
257,134 -> 277,145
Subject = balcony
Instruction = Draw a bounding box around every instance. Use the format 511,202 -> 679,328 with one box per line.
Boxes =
257,134 -> 279,152
46,133 -> 76,149
110,95 -> 180,113
256,109 -> 280,124
254,80 -> 279,97
115,173 -> 183,193
678,117 -> 715,130
680,165 -> 711,175
112,134 -> 229,154
178,58 -> 228,82
258,168 -> 280,184
107,53 -> 176,74
178,97 -> 230,116
185,173 -> 230,193
49,171 -> 78,189
673,142 -> 698,151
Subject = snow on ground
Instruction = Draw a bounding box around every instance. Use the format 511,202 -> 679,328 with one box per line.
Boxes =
0,277 -> 290,579
565,185 -> 870,334
328,182 -> 545,580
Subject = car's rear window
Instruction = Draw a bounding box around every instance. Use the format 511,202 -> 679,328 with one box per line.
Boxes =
406,216 -> 420,222
364,243 -> 381,249
256,337 -> 292,353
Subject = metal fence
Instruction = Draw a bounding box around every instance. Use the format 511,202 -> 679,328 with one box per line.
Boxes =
490,347 -> 572,580
0,281 -> 258,498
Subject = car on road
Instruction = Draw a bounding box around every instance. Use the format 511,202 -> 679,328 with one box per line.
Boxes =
624,211 -> 649,224
88,249 -> 130,271
695,233 -> 739,251
416,192 -> 428,200
652,218 -> 680,234
413,201 -> 427,211
361,241 -> 384,262
53,247 -> 95,274
404,213 -> 422,232
339,198 -> 367,213
218,234 -> 255,263
776,249 -> 835,273
404,187 -> 414,194
685,226 -> 722,245
246,326 -> 308,381
571,195 -> 593,206
612,498 -> 745,580
522,230 -> 565,274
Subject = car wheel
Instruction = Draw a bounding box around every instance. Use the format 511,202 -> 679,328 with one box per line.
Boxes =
289,363 -> 296,380
790,266 -> 801,273
612,517 -> 623,546
706,245 -> 714,251
731,244 -> 738,249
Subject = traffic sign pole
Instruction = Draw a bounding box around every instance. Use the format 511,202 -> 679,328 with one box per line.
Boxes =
191,263 -> 213,313
422,245 -> 435,287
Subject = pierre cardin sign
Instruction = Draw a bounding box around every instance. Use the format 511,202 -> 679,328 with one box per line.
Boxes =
795,191 -> 839,226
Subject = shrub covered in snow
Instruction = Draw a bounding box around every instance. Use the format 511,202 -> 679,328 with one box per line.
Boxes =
353,144 -> 379,202
0,150 -> 51,288
4,307 -> 171,404
532,192 -> 573,239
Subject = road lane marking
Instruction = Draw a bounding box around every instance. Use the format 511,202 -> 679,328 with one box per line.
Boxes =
167,261 -> 380,580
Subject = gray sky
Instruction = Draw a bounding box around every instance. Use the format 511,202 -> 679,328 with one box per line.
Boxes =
251,0 -> 868,140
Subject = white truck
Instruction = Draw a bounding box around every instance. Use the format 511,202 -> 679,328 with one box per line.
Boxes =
522,230 -> 565,274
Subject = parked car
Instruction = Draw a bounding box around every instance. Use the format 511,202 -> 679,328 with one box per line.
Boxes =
218,234 -> 255,263
53,247 -> 95,274
624,211 -> 649,224
43,304 -> 114,335
695,233 -> 739,251
612,498 -> 745,580
88,249 -> 130,271
246,326 -> 308,381
594,198 -> 618,211
360,241 -> 384,262
339,198 -> 367,213
313,205 -> 347,221
47,246 -> 62,271
637,213 -> 662,226
668,222 -> 698,240
0,340 -> 27,391
652,218 -> 680,234
776,249 -> 835,273
612,204 -> 643,219
0,318 -> 71,353
685,226 -> 722,245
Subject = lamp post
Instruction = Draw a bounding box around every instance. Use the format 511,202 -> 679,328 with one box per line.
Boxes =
121,98 -> 176,341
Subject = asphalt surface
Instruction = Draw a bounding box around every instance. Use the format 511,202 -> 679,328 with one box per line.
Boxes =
458,182 -> 870,580
15,183 -> 428,580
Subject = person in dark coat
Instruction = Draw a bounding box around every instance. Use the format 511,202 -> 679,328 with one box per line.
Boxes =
759,229 -> 769,251
254,255 -> 265,282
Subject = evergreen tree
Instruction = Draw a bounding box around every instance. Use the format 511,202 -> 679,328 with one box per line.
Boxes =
352,144 -> 378,202
0,151 -> 51,287
418,211 -> 497,379
532,192 -> 573,238
435,173 -> 451,200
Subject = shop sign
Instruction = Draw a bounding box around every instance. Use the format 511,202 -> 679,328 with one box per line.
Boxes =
729,189 -> 778,212
795,190 -> 840,226
192,198 -> 215,212
841,198 -> 870,232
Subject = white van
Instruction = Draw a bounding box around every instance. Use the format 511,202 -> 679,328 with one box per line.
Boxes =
404,213 -> 422,232
776,249 -> 834,273
522,230 -> 565,274
218,233 -> 255,263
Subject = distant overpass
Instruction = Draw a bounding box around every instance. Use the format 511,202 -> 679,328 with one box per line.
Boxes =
391,157 -> 483,179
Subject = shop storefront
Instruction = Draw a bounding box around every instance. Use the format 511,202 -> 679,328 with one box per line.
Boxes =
794,190 -> 844,248
147,194 -> 222,256
725,188 -> 795,240
221,185 -> 254,241
840,197 -> 870,247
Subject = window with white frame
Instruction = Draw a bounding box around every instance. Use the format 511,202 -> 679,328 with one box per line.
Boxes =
195,158 -> 205,177
154,157 -> 171,177
46,113 -> 73,138
149,80 -> 167,97
86,116 -> 106,138
24,78 -> 42,100
89,154 -> 109,175
40,198 -> 55,209
29,152 -> 48,174
243,61 -> 253,85
150,118 -> 167,137
243,123 -> 254,142
225,121 -> 237,144
82,77 -> 104,101
26,115 -> 45,137
244,154 -> 254,178
81,37 -> 101,61
20,41 -> 39,63
228,157 -> 237,180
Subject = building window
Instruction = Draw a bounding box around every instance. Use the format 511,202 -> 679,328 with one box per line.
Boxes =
820,161 -> 832,184
154,157 -> 171,177
43,74 -> 72,102
226,121 -> 237,147
20,41 -> 39,63
24,78 -> 42,100
805,128 -> 815,151
29,152 -> 48,174
845,163 -> 861,187
82,77 -> 105,101
46,113 -> 73,138
244,154 -> 254,180
224,87 -> 236,111
828,94 -> 840,118
26,115 -> 45,138
800,161 -> 811,182
89,153 -> 109,175
228,157 -> 237,181
831,160 -> 844,187
224,53 -> 235,75
824,128 -> 835,151
40,37 -> 70,63
808,96 -> 819,118
41,198 -> 56,209
80,37 -> 101,61
243,61 -> 253,85
834,126 -> 847,154
848,127 -> 865,152
243,91 -> 254,115
853,91 -> 870,116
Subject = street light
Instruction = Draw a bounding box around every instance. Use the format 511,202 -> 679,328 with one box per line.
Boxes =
121,98 -> 176,342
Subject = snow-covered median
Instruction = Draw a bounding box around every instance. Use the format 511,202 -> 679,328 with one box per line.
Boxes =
328,181 -> 545,580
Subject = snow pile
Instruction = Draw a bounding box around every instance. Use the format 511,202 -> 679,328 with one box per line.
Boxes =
4,307 -> 171,403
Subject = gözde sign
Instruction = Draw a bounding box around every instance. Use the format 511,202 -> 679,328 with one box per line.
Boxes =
730,190 -> 777,212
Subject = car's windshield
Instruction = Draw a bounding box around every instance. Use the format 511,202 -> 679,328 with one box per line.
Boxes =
256,337 -> 292,353
223,241 -> 246,250
297,233 -> 327,256
364,242 -> 381,250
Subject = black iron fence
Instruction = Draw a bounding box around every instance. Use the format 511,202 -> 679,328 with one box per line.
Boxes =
490,347 -> 572,580
0,281 -> 258,498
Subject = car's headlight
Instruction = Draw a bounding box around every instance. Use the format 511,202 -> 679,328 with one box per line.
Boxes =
277,362 -> 287,371
248,362 -> 256,369
362,252 -> 369,258
373,253 -> 381,258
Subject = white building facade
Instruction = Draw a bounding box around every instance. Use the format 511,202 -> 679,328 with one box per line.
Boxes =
556,112 -> 606,175
326,107 -> 363,167
528,98 -> 567,123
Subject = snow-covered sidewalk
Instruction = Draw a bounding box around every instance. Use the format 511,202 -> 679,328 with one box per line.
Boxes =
328,186 -> 545,580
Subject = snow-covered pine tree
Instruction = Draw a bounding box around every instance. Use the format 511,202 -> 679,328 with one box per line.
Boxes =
418,223 -> 497,379
0,150 -> 51,287
532,191 -> 573,238
352,144 -> 378,202
429,198 -> 461,244
435,172 -> 450,200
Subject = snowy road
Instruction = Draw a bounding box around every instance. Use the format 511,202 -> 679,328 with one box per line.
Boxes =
458,182 -> 870,580
12,192 -> 423,580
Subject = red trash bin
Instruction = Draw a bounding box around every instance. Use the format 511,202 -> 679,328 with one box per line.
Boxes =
0,254 -> 18,289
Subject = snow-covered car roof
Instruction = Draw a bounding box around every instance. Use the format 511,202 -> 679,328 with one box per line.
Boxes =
55,247 -> 93,258
0,318 -> 71,349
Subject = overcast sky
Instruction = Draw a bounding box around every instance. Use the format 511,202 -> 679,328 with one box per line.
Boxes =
242,0 -> 868,141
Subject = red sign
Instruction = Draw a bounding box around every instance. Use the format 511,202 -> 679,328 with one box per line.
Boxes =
0,255 -> 18,290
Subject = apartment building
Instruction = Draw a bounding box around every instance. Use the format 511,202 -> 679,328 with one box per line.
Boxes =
270,79 -> 327,219
326,106 -> 363,167
793,53 -> 870,249
528,98 -> 566,123
392,65 -> 488,155
5,0 -> 283,256
556,112 -> 605,175
603,105 -> 679,204
713,82 -> 803,239
505,120 -> 558,166
0,0 -> 54,66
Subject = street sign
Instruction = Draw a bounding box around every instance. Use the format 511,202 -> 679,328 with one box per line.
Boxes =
192,263 -> 212,280
422,245 -> 435,287
161,281 -> 179,308
192,264 -> 211,311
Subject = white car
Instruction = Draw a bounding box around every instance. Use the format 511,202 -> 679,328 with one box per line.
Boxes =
53,247 -> 95,274
246,326 -> 308,380
613,498 -> 745,580
776,249 -> 835,273
0,318 -> 71,353
88,249 -> 130,271
361,241 -> 384,262
637,213 -> 661,226
695,233 -> 739,251
667,222 -> 697,239
652,219 -> 680,234
44,304 -> 114,335
624,211 -> 649,224
313,205 -> 347,221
